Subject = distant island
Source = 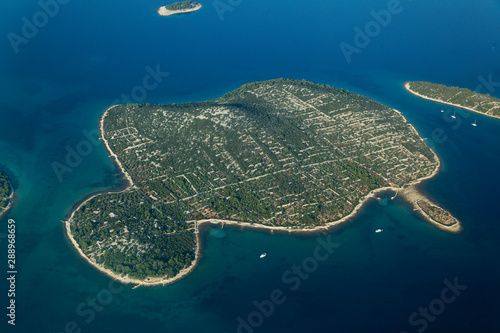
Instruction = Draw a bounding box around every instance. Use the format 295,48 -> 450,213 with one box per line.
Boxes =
0,171 -> 13,219
405,81 -> 500,119
66,79 -> 462,287
158,1 -> 202,16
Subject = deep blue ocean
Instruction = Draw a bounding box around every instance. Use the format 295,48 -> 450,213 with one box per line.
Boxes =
1,0 -> 500,332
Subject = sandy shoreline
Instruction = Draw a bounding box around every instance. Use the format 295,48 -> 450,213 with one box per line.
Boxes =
0,199 -> 13,220
99,105 -> 134,188
158,3 -> 202,16
404,82 -> 500,120
0,181 -> 15,220
65,104 -> 461,287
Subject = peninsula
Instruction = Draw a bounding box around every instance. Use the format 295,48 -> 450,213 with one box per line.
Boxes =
67,79 -> 462,286
158,1 -> 202,16
0,171 -> 13,219
405,81 -> 500,119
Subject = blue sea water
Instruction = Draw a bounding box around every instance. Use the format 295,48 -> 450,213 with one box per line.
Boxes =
1,0 -> 500,332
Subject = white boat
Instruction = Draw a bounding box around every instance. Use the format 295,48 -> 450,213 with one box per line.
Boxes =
451,111 -> 456,119
375,229 -> 383,233
472,120 -> 477,127
441,109 -> 444,113
260,252 -> 267,258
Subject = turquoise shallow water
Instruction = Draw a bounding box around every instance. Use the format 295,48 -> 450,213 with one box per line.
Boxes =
1,0 -> 500,332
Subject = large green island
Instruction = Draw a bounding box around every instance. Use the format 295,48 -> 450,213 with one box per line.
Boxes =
158,1 -> 202,16
0,171 -> 13,219
405,81 -> 500,119
67,79 -> 462,286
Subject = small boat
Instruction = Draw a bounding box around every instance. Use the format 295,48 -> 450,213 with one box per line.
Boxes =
441,109 -> 444,113
472,120 -> 477,127
451,111 -> 456,119
375,229 -> 383,233
260,252 -> 267,258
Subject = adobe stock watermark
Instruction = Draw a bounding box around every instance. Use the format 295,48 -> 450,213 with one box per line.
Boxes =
340,0 -> 404,64
51,128 -> 101,183
475,74 -> 500,94
51,280 -> 124,333
7,0 -> 71,54
400,277 -> 467,333
213,0 -> 242,22
430,107 -> 470,145
228,235 -> 340,333
51,64 -> 169,182
110,64 -> 170,105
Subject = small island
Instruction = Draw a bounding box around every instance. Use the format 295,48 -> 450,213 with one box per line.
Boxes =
405,81 -> 500,119
0,171 -> 13,219
158,1 -> 202,16
67,79 -> 462,286
400,186 -> 461,233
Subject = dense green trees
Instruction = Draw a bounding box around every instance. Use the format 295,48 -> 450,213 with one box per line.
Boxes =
165,1 -> 199,11
70,190 -> 195,280
0,171 -> 12,209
